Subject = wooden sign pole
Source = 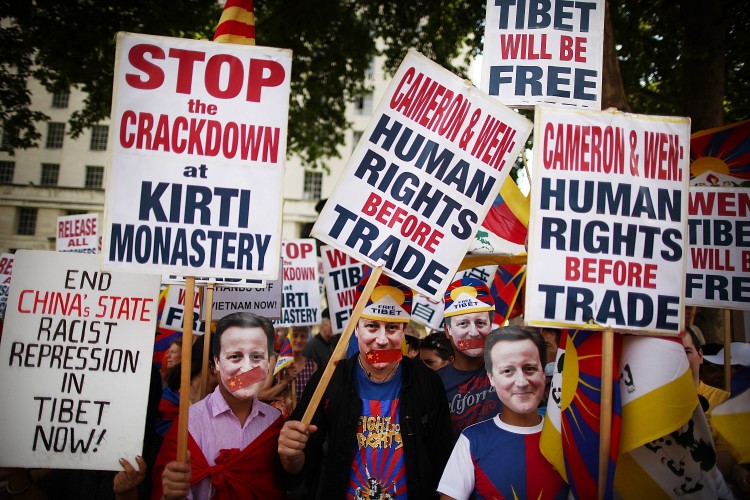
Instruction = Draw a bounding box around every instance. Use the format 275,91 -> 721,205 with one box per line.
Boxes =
201,283 -> 214,399
724,309 -> 732,392
301,266 -> 383,425
598,327 -> 614,500
176,276 -> 195,463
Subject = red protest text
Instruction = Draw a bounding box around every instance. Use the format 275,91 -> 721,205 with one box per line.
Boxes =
125,44 -> 285,103
362,192 -> 444,253
565,256 -> 657,289
59,218 -> 97,239
542,123 -> 624,174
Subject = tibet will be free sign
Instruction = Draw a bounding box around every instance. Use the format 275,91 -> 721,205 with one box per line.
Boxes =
312,50 -> 532,300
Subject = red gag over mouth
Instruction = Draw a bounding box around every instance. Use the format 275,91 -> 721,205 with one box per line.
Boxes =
226,366 -> 266,392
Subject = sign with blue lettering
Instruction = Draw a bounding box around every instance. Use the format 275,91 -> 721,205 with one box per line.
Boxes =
481,0 -> 605,109
103,33 -> 292,279
525,107 -> 691,334
312,50 -> 532,300
0,250 -> 160,470
686,187 -> 750,310
321,245 -> 366,334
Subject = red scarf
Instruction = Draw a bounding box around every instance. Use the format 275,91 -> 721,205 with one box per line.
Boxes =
152,415 -> 285,499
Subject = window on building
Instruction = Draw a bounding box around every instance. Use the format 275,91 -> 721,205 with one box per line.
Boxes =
352,131 -> 363,151
17,208 -> 37,235
365,58 -> 376,79
354,94 -> 373,116
90,125 -> 109,151
51,89 -> 70,108
85,165 -> 104,189
40,163 -> 60,186
303,170 -> 323,200
0,161 -> 14,183
46,122 -> 65,149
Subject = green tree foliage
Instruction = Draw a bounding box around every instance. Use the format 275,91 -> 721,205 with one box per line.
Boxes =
1,0 -> 748,163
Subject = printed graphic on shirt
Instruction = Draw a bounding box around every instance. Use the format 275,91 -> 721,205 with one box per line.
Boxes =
440,365 -> 501,439
348,370 -> 406,500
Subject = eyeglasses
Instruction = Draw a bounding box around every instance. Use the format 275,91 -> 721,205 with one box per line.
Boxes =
450,319 -> 491,331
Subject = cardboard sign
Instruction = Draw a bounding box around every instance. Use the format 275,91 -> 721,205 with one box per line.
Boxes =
162,274 -> 265,286
525,107 -> 690,334
481,0 -> 605,109
0,250 -> 160,470
159,284 -> 205,334
103,32 -> 292,279
272,240 -> 321,327
209,278 -> 283,320
686,187 -> 750,309
57,214 -> 100,254
320,245 -> 366,334
312,50 -> 532,299
0,253 -> 13,320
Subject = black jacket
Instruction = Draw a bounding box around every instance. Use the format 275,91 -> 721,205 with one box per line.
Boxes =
278,355 -> 453,499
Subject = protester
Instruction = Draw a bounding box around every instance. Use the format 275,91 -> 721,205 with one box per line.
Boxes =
277,274 -> 452,499
437,327 -> 568,499
538,328 -> 561,411
404,322 -> 422,359
266,325 -> 318,418
152,312 -> 284,499
438,277 -> 502,440
683,326 -> 730,413
419,333 -> 455,371
160,340 -> 182,385
302,308 -> 335,368
704,342 -> 750,396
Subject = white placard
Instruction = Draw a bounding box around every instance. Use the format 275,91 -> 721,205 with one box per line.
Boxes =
525,107 -> 690,334
103,32 -> 292,279
57,214 -> 100,254
209,278 -> 283,320
320,245 -> 366,334
686,187 -> 750,309
272,240 -> 321,327
0,250 -> 160,469
312,50 -> 532,299
159,284 -> 205,334
481,0 -> 605,109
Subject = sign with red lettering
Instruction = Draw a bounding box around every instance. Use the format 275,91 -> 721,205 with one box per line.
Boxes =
159,284 -> 205,334
525,107 -> 690,334
103,33 -> 292,279
272,240 -> 320,327
57,214 -> 99,254
320,245 -> 366,334
686,187 -> 750,310
312,50 -> 532,299
481,0 -> 605,109
0,250 -> 160,470
0,253 -> 13,320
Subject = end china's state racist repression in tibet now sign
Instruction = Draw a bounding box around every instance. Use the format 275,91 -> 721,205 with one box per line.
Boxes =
525,107 -> 690,334
312,50 -> 532,299
481,0 -> 604,109
103,33 -> 292,279
0,250 -> 160,470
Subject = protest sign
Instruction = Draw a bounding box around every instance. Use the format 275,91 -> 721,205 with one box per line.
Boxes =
159,284 -> 205,334
686,187 -> 750,309
312,49 -> 532,300
57,214 -> 100,254
525,107 -> 690,334
272,240 -> 321,327
320,245 -> 366,334
162,274 -> 265,286
481,0 -> 604,109
103,32 -> 291,279
0,253 -> 13,320
209,278 -> 283,320
0,250 -> 159,469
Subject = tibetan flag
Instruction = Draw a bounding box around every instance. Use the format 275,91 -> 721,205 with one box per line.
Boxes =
690,119 -> 750,182
214,0 -> 256,46
614,336 -> 714,498
273,330 -> 294,376
712,387 -> 750,463
490,265 -> 525,327
540,329 -> 622,500
615,405 -> 725,499
480,176 -> 529,245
